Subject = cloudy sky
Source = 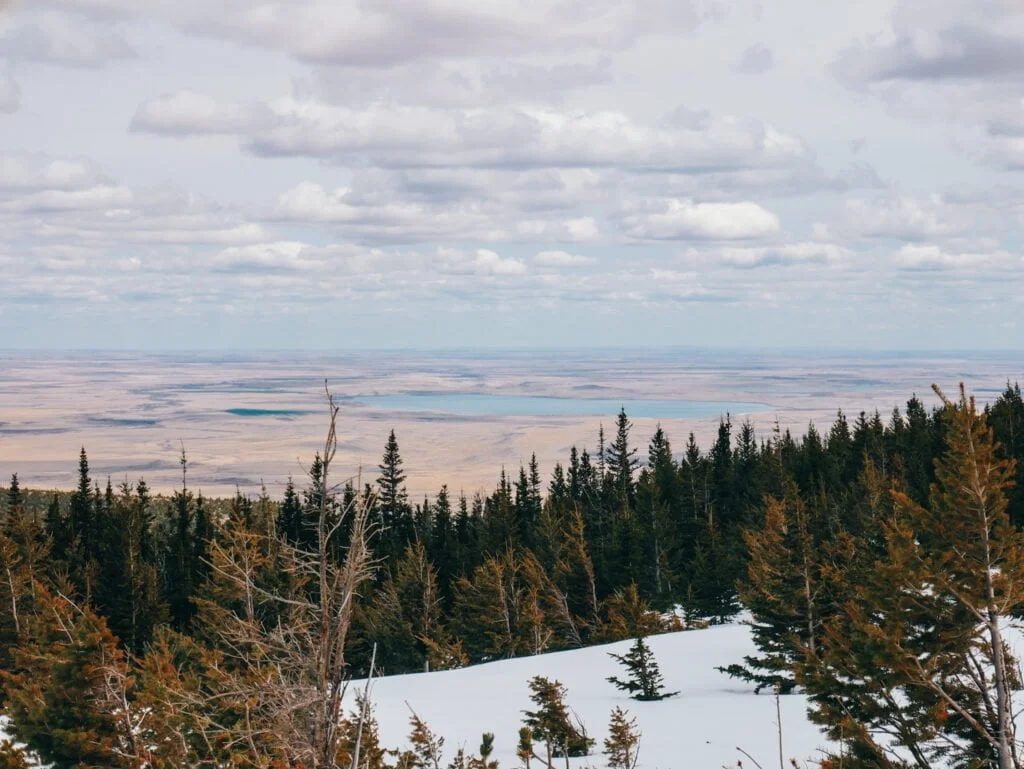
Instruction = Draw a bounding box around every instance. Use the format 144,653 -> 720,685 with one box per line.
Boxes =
2,0 -> 1023,350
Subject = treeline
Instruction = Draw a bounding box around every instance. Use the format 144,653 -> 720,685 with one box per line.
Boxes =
2,383 -> 1024,767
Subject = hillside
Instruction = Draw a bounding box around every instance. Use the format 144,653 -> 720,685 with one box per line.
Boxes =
360,624 -> 829,769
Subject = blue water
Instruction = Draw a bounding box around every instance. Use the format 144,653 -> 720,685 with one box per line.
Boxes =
225,408 -> 315,417
351,393 -> 771,419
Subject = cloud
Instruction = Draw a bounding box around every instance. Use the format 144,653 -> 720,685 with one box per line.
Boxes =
131,94 -> 810,173
534,250 -> 594,266
735,43 -> 773,74
835,26 -> 1024,87
1,11 -> 136,68
44,0 -> 714,67
0,72 -> 21,114
894,243 -> 1019,270
310,58 -> 614,108
623,199 -> 781,240
712,242 -> 848,268
468,248 -> 527,276
272,181 -> 506,243
131,90 -> 272,135
0,152 -> 109,191
211,241 -> 324,273
840,195 -> 966,240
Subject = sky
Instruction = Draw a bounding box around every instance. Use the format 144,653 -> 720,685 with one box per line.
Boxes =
1,0 -> 1023,350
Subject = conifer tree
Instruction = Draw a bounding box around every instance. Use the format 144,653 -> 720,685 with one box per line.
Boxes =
804,385 -> 1024,769
722,480 -> 830,694
276,475 -> 306,545
163,450 -> 197,630
3,474 -> 21,522
45,492 -> 68,561
378,429 -> 411,554
95,479 -> 163,653
603,707 -> 641,769
606,636 -> 677,701
362,541 -> 451,674
606,409 -> 638,509
521,676 -> 593,767
1,586 -> 139,769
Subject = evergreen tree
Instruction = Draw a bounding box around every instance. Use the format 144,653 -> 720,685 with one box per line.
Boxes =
521,676 -> 593,765
276,476 -> 307,546
606,636 -> 677,700
803,385 -> 1024,768
3,474 -> 21,523
44,492 -> 67,561
722,479 -> 831,693
378,430 -> 411,555
1,585 -> 137,769
603,707 -> 640,769
605,409 -> 638,509
163,450 -> 197,630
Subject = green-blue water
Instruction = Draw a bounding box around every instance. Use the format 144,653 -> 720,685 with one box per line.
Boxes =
351,393 -> 771,419
225,408 -> 315,417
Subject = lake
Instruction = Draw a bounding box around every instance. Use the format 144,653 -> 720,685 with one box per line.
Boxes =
349,393 -> 772,419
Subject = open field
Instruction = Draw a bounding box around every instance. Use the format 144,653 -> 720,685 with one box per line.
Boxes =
1,349 -> 1020,498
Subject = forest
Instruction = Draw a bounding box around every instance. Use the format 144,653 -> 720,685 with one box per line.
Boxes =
2,382 -> 1024,768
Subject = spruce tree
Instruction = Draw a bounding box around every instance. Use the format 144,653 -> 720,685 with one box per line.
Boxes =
1,585 -> 137,769
521,676 -> 593,766
377,429 -> 411,553
606,636 -> 677,700
803,385 -> 1024,768
721,479 -> 830,694
603,707 -> 640,769
3,474 -> 21,522
276,476 -> 306,546
163,450 -> 197,630
605,409 -> 638,509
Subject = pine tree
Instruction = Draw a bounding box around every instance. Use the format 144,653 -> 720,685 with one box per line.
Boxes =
361,541 -> 450,674
521,676 -> 593,767
378,429 -> 411,555
163,450 -> 197,630
276,476 -> 307,546
722,479 -> 831,694
45,492 -> 68,561
1,585 -> 139,768
606,636 -> 677,700
95,480 -> 163,653
67,448 -> 96,594
804,385 -> 1024,768
3,474 -> 21,523
605,409 -> 638,509
603,707 -> 640,769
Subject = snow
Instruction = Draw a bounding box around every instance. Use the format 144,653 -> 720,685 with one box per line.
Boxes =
359,624 -> 831,769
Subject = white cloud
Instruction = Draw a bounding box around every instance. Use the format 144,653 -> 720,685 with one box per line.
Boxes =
212,242 -> 323,272
624,199 -> 781,240
131,90 -> 271,135
894,244 -> 1018,270
0,152 -> 108,191
1,11 -> 137,68
534,250 -> 594,266
43,0 -> 714,66
470,248 -> 527,276
132,95 -> 810,174
713,242 -> 848,268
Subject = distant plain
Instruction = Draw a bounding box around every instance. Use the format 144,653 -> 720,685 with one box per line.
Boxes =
1,350 -> 1020,498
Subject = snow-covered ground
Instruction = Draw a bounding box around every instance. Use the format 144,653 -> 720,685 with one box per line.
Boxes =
362,624 -> 830,769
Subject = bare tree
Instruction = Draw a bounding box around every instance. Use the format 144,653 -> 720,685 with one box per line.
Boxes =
150,383 -> 379,768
